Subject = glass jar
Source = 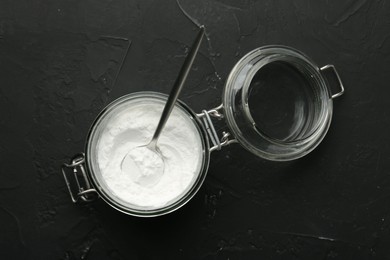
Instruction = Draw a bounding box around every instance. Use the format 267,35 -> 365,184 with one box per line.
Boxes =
62,45 -> 344,217
223,45 -> 344,160
62,92 -> 210,217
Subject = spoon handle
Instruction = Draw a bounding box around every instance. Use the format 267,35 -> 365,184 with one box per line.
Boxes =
149,26 -> 205,146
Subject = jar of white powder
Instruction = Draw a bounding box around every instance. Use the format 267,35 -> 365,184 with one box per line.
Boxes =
62,45 -> 345,217
63,92 -> 210,216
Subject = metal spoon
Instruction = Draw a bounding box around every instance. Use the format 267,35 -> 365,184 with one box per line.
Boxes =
121,26 -> 205,187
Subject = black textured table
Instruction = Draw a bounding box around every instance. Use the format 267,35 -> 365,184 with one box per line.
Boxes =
1,0 -> 390,259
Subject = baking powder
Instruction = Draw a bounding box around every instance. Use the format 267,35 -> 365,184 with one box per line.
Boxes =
96,99 -> 203,209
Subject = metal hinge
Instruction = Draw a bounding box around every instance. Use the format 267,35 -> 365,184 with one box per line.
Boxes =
61,153 -> 98,203
197,104 -> 238,152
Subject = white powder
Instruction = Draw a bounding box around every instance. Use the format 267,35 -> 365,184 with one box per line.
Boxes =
95,98 -> 204,210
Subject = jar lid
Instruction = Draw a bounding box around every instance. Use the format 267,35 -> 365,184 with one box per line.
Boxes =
222,46 -> 333,161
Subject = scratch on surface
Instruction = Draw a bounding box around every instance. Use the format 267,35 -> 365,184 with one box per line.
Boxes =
184,87 -> 210,98
278,231 -> 336,242
232,13 -> 241,37
108,38 -> 131,92
214,0 -> 244,11
197,51 -> 222,81
99,35 -> 131,49
269,230 -> 369,247
89,35 -> 131,94
176,0 -> 227,83
356,193 -> 390,209
176,0 -> 214,61
0,206 -> 26,246
363,0 -> 383,44
149,35 -> 222,86
99,36 -> 131,67
333,0 -> 369,26
80,240 -> 94,260
176,0 -> 202,27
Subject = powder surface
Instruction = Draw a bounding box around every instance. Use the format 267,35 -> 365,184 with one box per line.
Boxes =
95,99 -> 204,210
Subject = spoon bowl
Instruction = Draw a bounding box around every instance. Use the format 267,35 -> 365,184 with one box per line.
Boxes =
121,143 -> 164,187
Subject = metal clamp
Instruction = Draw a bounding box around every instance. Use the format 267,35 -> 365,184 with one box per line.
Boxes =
320,64 -> 345,99
61,153 -> 98,203
197,105 -> 237,152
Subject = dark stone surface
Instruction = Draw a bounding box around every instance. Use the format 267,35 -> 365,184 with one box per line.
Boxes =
1,0 -> 390,259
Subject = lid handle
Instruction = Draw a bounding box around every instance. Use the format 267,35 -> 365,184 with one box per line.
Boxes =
320,64 -> 345,99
